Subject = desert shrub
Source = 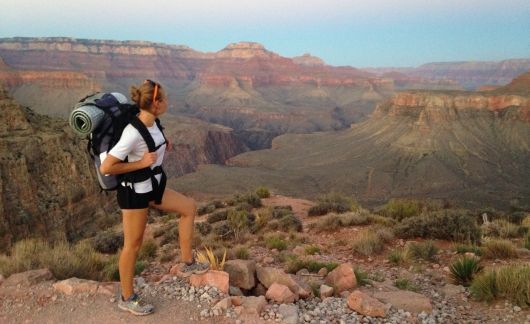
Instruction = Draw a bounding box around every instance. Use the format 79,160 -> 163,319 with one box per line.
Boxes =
233,245 -> 250,260
255,186 -> 271,198
381,199 -> 421,221
482,220 -> 523,238
470,265 -> 530,306
198,203 -> 216,215
227,209 -> 252,241
353,267 -> 370,286
352,232 -> 384,256
481,240 -> 518,259
197,246 -> 226,271
285,255 -> 338,274
449,256 -> 483,286
231,193 -> 262,208
195,222 -> 212,236
236,202 -> 254,212
388,249 -> 407,265
158,244 -> 176,263
252,209 -> 272,232
308,193 -> 358,216
212,200 -> 225,209
395,209 -> 481,243
279,214 -> 303,232
265,234 -> 288,251
525,233 -> 530,250
92,230 -> 123,254
102,253 -> 147,281
212,221 -> 234,241
138,239 -> 158,261
407,241 -> 439,262
160,224 -> 179,245
271,207 -> 294,219
522,215 -> 530,227
310,211 -> 395,232
394,278 -> 420,292
454,243 -> 482,256
305,245 -> 321,255
0,239 -> 109,281
207,210 -> 229,224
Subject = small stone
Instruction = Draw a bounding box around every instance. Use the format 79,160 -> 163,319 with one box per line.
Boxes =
513,306 -> 522,312
317,268 -> 328,277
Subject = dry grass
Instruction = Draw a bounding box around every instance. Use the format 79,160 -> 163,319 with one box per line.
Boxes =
481,239 -> 518,259
351,227 -> 394,256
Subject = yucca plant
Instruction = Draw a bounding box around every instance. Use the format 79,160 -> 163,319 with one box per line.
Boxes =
196,246 -> 227,271
449,256 -> 483,286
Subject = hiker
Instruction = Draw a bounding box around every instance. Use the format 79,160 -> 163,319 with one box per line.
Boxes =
100,80 -> 208,315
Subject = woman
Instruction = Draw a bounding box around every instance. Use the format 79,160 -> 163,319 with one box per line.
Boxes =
100,80 -> 208,315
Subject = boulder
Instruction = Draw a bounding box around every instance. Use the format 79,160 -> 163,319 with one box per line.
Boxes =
53,278 -> 99,295
278,304 -> 298,324
325,263 -> 357,294
231,296 -> 243,306
224,259 -> 256,290
320,285 -> 334,298
347,290 -> 386,317
229,285 -> 244,296
317,267 -> 328,276
265,283 -> 297,304
372,290 -> 433,313
213,297 -> 232,310
189,270 -> 229,294
4,268 -> 54,287
240,296 -> 267,315
256,266 -> 310,298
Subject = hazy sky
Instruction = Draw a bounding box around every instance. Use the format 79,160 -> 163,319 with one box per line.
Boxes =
1,0 -> 529,67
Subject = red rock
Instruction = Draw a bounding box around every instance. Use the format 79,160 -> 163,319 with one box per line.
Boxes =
53,278 -> 99,295
325,264 -> 357,294
231,296 -> 243,306
189,270 -> 229,294
213,297 -> 232,310
372,290 -> 433,313
240,296 -> 267,315
266,283 -> 296,304
347,290 -> 386,317
97,282 -> 119,296
4,268 -> 54,287
224,259 -> 256,290
256,266 -> 310,298
320,285 -> 334,298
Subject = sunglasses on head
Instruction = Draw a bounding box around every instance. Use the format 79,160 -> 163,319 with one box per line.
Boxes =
144,79 -> 159,104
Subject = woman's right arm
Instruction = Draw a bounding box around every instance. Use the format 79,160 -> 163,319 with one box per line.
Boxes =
100,152 -> 157,175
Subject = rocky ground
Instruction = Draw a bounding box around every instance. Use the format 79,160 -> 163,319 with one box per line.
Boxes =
0,195 -> 529,324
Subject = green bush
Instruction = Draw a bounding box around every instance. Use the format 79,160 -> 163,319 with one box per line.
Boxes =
198,204 -> 216,215
482,220 -> 523,238
381,199 -> 421,221
352,228 -> 393,256
212,221 -> 234,241
395,209 -> 481,243
310,212 -> 395,232
454,243 -> 482,256
234,246 -> 250,260
227,209 -> 252,241
160,224 -> 179,246
305,245 -> 321,255
265,234 -> 288,251
285,255 -> 338,274
394,278 -> 420,292
388,249 -> 407,265
231,193 -> 262,208
255,186 -> 271,199
481,240 -> 518,259
470,265 -> 530,306
278,214 -> 303,232
0,239 -> 108,281
449,256 -> 483,286
407,241 -> 439,262
207,210 -> 229,224
92,230 -> 123,254
139,239 -> 158,261
271,207 -> 294,219
308,193 -> 358,216
195,221 -> 212,236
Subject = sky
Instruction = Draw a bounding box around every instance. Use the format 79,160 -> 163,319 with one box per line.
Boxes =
1,0 -> 529,67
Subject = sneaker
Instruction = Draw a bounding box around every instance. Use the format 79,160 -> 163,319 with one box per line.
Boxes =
179,258 -> 209,277
118,293 -> 154,316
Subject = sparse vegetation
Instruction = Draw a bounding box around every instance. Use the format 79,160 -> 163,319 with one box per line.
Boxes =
285,255 -> 338,274
102,252 -> 147,281
454,243 -> 482,256
395,209 -> 481,243
309,211 -> 395,232
195,221 -> 212,236
354,267 -> 370,286
265,234 -> 288,251
381,199 -> 421,221
196,246 -> 227,271
92,230 -> 123,254
198,203 -> 216,215
449,256 -> 483,286
138,239 -> 158,261
227,209 -> 252,241
207,210 -> 229,224
525,232 -> 530,250
481,239 -> 518,259
352,227 -> 394,256
394,278 -> 420,292
407,241 -> 439,262
482,219 -> 523,238
255,186 -> 271,198
308,193 -> 358,216
470,265 -> 530,306
388,248 -> 407,265
234,245 -> 250,260
305,245 -> 321,255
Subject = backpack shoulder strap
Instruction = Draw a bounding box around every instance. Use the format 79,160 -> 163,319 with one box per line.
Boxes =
155,118 -> 168,144
129,117 -> 157,152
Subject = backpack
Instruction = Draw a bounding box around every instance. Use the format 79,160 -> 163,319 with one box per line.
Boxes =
72,92 -> 167,191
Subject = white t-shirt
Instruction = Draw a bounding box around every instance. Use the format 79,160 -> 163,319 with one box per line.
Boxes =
107,122 -> 166,193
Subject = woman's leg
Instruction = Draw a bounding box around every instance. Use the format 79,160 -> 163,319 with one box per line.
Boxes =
151,189 -> 196,263
120,208 -> 148,300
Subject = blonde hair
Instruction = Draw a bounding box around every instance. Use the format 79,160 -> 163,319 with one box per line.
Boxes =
130,80 -> 166,110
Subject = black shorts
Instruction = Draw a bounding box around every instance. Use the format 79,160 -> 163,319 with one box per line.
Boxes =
116,175 -> 166,210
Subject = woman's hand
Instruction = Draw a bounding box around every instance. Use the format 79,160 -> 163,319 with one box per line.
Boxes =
141,152 -> 158,168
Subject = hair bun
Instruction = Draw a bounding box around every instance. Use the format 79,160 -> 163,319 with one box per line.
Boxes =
130,86 -> 142,104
